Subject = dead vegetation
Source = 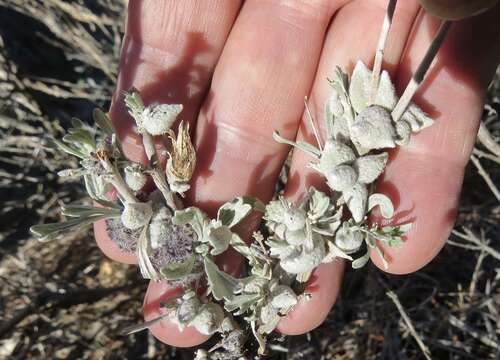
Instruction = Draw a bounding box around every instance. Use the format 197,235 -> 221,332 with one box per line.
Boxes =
0,1 -> 499,359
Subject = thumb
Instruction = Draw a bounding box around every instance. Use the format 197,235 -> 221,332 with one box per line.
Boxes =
419,0 -> 499,20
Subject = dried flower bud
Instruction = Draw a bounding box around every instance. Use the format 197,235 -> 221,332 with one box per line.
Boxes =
191,303 -> 224,335
166,121 -> 196,193
141,104 -> 183,136
124,164 -> 147,191
120,201 -> 153,230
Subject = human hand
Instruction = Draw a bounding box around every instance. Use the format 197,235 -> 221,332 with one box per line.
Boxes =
93,0 -> 500,347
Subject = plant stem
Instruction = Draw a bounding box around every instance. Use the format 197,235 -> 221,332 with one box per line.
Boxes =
392,20 -> 452,121
100,158 -> 137,203
369,0 -> 397,104
141,131 -> 178,209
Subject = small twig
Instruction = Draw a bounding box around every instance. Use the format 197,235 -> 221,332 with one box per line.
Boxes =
468,249 -> 487,298
472,148 -> 500,166
386,291 -> 432,360
477,121 -> 500,158
470,155 -> 500,203
450,229 -> 500,261
121,313 -> 170,335
392,21 -> 452,121
369,0 -> 397,104
304,97 -> 323,151
448,315 -> 499,349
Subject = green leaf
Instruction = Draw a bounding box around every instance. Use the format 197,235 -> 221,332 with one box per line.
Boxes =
93,108 -> 115,136
207,226 -> 231,256
160,254 -> 196,280
225,293 -> 261,313
30,213 -> 110,242
308,187 -> 331,220
83,174 -> 111,202
218,196 -> 263,228
325,98 -> 335,140
123,90 -> 144,119
51,138 -> 86,158
264,200 -> 285,224
204,257 -> 240,301
368,193 -> 394,219
172,207 -> 207,240
352,250 -> 371,269
228,233 -> 254,261
70,117 -> 86,129
272,131 -> 320,158
62,205 -> 121,218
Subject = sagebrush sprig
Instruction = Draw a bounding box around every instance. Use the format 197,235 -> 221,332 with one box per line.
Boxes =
30,1 -> 452,356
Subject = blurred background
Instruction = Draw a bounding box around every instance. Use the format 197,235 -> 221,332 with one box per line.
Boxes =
0,1 -> 499,359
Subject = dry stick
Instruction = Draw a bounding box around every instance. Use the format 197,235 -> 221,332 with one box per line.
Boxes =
470,154 -> 500,202
304,96 -> 323,151
477,122 -> 500,157
369,0 -> 397,104
122,312 -> 170,335
468,248 -> 487,298
472,148 -> 500,165
386,291 -> 432,360
448,315 -> 499,350
451,228 -> 500,261
392,21 -> 452,121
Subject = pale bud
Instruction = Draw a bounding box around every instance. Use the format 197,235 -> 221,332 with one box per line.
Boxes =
335,225 -> 364,253
353,153 -> 388,185
177,295 -> 201,324
350,105 -> 396,150
191,303 -> 224,335
318,139 -> 356,174
283,208 -> 306,232
124,164 -> 147,191
120,201 -> 153,230
271,285 -> 298,310
141,104 -> 183,136
326,164 -> 358,192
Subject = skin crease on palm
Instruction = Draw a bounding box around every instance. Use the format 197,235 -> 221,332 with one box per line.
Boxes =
92,0 -> 500,348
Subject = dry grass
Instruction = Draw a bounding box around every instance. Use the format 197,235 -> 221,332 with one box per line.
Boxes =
0,1 -> 499,359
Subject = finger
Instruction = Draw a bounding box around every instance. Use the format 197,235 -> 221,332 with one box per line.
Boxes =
371,5 -> 500,273
277,261 -> 344,335
279,0 -> 421,335
94,0 -> 241,264
188,0 -> 340,220
143,281 -> 211,347
141,0 -> 339,346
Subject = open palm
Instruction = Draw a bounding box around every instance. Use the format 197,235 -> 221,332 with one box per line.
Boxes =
93,0 -> 500,347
